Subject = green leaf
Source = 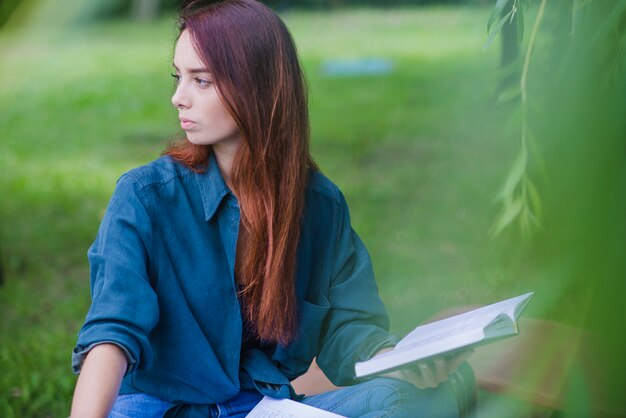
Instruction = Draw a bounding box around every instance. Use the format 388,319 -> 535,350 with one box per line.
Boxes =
483,9 -> 515,51
496,145 -> 527,201
519,206 -> 530,236
519,207 -> 541,238
527,209 -> 541,227
517,6 -> 525,42
525,177 -> 542,221
491,196 -> 524,237
488,0 -> 513,33
525,125 -> 549,184
496,84 -> 521,104
487,10 -> 498,34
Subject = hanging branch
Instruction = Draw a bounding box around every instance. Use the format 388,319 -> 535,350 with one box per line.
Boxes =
489,0 -> 547,237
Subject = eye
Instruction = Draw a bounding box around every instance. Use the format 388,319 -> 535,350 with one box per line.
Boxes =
194,77 -> 211,87
171,73 -> 181,85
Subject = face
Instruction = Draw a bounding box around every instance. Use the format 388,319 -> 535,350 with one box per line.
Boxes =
171,30 -> 243,152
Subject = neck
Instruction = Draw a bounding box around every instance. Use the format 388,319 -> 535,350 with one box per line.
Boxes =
212,141 -> 240,191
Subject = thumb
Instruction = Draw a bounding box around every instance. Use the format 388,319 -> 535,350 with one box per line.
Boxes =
445,349 -> 473,374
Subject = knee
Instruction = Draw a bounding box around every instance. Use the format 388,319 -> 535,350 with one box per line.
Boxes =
361,377 -> 459,418
361,377 -> 421,411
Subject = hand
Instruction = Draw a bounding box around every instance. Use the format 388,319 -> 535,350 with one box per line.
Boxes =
378,349 -> 473,389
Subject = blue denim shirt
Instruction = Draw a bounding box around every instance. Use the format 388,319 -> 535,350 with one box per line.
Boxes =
72,154 -> 399,408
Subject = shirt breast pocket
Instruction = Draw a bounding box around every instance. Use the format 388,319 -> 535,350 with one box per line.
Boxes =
276,293 -> 330,375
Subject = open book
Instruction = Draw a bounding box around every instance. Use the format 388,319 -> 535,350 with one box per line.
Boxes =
355,292 -> 534,379
247,396 -> 346,418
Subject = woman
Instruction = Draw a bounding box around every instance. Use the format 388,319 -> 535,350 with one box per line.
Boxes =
70,1 -> 469,417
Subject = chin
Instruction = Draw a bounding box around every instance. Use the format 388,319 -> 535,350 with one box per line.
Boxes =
185,135 -> 211,146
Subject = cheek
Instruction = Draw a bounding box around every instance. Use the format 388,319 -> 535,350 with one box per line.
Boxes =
211,103 -> 238,131
196,91 -> 239,135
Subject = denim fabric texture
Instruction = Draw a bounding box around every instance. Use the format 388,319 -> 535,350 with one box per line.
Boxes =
302,378 -> 458,418
109,378 -> 458,418
109,393 -> 173,418
73,154 -> 400,410
109,389 -> 264,418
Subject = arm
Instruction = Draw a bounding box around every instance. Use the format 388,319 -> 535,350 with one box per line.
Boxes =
71,174 -> 159,413
315,191 -> 472,386
70,344 -> 128,418
315,193 -> 400,385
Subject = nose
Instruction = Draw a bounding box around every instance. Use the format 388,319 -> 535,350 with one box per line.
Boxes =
171,83 -> 190,109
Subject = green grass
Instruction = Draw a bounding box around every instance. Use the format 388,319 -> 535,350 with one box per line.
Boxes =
0,4 -> 590,417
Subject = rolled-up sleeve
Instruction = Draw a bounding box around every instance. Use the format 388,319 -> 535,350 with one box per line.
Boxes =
72,173 -> 159,375
316,193 -> 400,386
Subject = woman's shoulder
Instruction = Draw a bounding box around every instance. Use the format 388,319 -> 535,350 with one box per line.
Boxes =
118,155 -> 191,190
306,169 -> 345,208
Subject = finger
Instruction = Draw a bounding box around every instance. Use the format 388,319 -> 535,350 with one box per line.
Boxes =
383,368 -> 429,390
417,362 -> 437,388
412,376 -> 429,390
401,369 -> 429,390
446,349 -> 473,374
433,357 -> 447,383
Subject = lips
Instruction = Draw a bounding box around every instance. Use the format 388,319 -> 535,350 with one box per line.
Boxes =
179,117 -> 196,130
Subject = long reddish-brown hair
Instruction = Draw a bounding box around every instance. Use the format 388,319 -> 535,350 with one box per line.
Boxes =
166,0 -> 316,345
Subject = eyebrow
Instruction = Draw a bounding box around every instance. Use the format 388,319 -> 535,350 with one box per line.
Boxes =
172,63 -> 211,74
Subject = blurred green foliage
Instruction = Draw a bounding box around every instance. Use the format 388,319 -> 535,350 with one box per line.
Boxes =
0,1 -> 624,417
265,0 -> 478,9
77,0 -> 179,21
0,0 -> 20,27
76,0 -> 488,21
486,0 -> 626,414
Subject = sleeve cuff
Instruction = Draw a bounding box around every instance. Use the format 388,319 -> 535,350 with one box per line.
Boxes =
71,341 -> 136,375
355,332 -> 401,362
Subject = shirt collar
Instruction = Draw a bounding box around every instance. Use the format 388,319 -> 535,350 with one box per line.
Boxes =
194,152 -> 231,222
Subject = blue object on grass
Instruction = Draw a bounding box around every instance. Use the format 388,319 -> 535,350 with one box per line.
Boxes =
320,58 -> 395,76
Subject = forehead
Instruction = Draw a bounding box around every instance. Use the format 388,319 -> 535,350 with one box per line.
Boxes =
174,30 -> 204,68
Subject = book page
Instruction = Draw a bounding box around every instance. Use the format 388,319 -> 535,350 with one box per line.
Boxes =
356,326 -> 484,377
246,396 -> 347,418
354,292 -> 534,378
396,292 -> 533,350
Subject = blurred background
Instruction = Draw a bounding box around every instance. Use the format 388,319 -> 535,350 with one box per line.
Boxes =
0,0 -> 624,417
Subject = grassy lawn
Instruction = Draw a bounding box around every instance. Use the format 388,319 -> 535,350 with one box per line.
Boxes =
0,3 -> 597,417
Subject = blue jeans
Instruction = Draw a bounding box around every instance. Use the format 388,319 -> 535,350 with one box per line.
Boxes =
303,378 -> 458,418
109,378 -> 458,418
109,389 -> 263,418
